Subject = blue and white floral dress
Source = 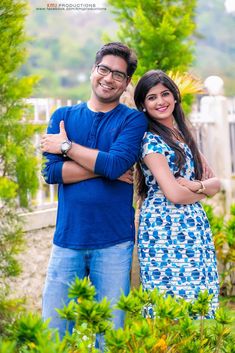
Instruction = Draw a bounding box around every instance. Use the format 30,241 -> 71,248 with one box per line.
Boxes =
138,132 -> 219,317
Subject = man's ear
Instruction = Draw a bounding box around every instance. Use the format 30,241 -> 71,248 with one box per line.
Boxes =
126,77 -> 132,86
123,77 -> 132,90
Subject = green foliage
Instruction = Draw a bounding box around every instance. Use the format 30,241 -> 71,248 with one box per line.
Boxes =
1,278 -> 235,352
0,289 -> 25,338
189,291 -> 214,318
10,313 -> 68,353
230,204 -> 235,216
0,177 -> 18,200
12,313 -> 51,346
0,339 -> 16,353
107,0 -> 197,82
0,0 -> 40,207
0,205 -> 24,281
56,277 -> 113,350
68,277 -> 96,301
0,0 -> 40,337
0,199 -> 27,337
203,203 -> 235,296
106,0 -> 198,113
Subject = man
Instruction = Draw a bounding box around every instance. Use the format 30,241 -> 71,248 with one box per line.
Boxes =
41,42 -> 147,341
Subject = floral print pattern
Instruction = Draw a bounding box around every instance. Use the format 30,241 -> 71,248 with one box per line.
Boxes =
138,132 -> 219,318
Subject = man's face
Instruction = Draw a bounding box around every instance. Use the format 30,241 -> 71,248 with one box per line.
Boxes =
90,55 -> 130,104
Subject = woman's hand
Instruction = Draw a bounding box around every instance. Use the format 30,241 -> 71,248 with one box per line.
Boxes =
176,177 -> 201,192
200,152 -> 215,180
143,153 -> 205,204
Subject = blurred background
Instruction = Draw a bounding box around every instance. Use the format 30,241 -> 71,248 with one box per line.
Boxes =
23,0 -> 235,101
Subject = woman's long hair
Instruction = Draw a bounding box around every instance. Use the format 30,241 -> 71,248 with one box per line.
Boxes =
134,70 -> 203,199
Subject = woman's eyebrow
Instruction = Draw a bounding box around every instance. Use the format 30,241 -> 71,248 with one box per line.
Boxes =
146,89 -> 170,98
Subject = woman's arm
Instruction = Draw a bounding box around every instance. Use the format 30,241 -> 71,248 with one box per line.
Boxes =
177,177 -> 221,197
143,153 -> 206,204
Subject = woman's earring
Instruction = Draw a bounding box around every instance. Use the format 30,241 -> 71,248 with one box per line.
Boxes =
174,100 -> 177,103
143,108 -> 146,112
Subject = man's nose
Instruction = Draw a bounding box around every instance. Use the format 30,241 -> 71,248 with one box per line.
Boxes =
104,72 -> 114,82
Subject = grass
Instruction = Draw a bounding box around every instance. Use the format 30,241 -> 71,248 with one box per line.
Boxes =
219,296 -> 235,334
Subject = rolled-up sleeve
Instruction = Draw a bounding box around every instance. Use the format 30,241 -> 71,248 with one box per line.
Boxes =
42,108 -> 65,184
94,112 -> 147,180
42,154 -> 64,184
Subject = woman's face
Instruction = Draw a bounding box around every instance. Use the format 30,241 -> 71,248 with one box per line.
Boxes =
143,83 -> 176,127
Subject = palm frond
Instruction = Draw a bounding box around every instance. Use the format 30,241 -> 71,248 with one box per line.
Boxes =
168,71 -> 205,97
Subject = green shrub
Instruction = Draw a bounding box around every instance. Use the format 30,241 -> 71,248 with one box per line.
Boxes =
203,203 -> 235,296
0,0 -> 40,337
1,278 -> 234,352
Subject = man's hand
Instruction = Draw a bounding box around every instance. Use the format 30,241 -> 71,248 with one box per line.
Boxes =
118,168 -> 134,184
41,121 -> 67,154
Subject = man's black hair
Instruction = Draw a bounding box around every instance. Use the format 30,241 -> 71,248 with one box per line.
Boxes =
95,42 -> 137,77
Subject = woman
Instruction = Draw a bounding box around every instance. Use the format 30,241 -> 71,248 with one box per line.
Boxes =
134,70 -> 220,317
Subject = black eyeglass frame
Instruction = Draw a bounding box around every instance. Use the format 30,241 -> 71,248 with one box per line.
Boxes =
96,64 -> 129,82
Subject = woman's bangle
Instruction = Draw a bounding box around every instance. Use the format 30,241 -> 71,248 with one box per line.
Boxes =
195,180 -> 206,194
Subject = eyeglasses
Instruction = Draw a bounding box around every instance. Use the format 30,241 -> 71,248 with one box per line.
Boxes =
96,64 -> 128,82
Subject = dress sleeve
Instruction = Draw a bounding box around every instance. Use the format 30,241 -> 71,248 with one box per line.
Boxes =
141,132 -> 166,159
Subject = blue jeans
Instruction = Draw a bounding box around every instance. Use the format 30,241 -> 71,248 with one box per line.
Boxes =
42,241 -> 134,340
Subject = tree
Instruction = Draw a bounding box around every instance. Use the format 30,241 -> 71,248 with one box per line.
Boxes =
107,0 -> 197,81
0,0 -> 39,334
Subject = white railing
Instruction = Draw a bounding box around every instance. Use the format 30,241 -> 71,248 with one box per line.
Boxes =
228,97 -> 235,174
28,98 -> 80,208
27,96 -> 235,209
191,97 -> 235,176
